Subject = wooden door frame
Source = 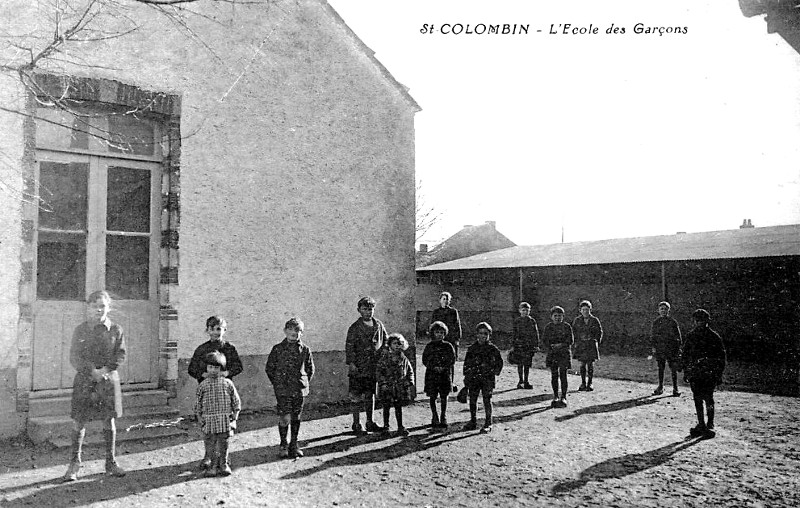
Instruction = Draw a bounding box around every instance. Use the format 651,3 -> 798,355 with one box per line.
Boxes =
32,150 -> 162,391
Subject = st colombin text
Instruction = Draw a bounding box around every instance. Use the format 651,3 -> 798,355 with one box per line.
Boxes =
418,23 -> 688,36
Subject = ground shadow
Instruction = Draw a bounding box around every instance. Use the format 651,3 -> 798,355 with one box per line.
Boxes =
554,395 -> 671,422
551,437 -> 703,495
279,405 -> 550,481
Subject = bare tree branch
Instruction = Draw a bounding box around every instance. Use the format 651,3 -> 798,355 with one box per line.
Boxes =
416,180 -> 444,242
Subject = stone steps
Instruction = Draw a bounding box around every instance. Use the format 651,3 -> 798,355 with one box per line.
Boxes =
27,389 -> 187,447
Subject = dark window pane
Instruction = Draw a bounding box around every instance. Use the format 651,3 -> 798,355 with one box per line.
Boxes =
38,162 -> 88,230
106,235 -> 149,299
107,114 -> 155,156
35,108 -> 89,150
107,166 -> 151,233
37,232 -> 86,300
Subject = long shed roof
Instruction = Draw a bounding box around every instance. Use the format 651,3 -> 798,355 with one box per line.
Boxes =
417,224 -> 800,271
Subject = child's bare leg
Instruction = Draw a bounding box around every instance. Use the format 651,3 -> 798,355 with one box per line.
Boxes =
482,391 -> 493,428
395,403 -> 404,429
429,396 -> 439,425
383,404 -> 391,429
63,420 -> 86,481
550,367 -> 559,399
657,358 -> 666,388
278,413 -> 290,447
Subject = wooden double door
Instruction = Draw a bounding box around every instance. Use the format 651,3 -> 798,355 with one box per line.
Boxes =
32,151 -> 161,391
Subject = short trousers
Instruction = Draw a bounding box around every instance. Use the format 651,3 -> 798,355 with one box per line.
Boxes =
348,376 -> 376,400
276,394 -> 305,416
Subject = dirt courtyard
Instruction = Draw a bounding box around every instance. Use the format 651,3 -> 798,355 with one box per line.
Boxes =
1,353 -> 798,507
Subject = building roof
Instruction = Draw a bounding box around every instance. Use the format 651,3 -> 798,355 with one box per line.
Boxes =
323,1 -> 421,112
417,221 -> 516,267
417,224 -> 800,271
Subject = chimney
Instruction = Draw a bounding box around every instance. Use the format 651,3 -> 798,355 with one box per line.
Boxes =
419,244 -> 428,254
463,225 -> 473,229
740,219 -> 754,229
485,221 -> 496,229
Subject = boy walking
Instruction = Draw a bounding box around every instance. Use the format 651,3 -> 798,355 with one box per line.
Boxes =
346,296 -> 387,434
463,322 -> 503,433
266,318 -> 315,458
651,301 -> 683,396
194,351 -> 241,476
682,309 -> 726,439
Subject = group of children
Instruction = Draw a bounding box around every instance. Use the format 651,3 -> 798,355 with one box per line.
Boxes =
62,291 -> 725,481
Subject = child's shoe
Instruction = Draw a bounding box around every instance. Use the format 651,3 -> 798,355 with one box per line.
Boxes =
105,460 -> 127,477
279,443 -> 289,458
702,428 -> 716,439
351,422 -> 366,435
652,386 -> 664,395
550,399 -> 560,408
219,464 -> 232,476
578,384 -> 587,391
585,385 -> 594,392
480,425 -> 492,434
672,389 -> 681,397
523,382 -> 533,389
559,397 -> 568,407
365,421 -> 384,433
204,467 -> 219,477
689,424 -> 707,438
517,382 -> 525,389
380,423 -> 391,433
197,458 -> 212,471
439,418 -> 448,429
396,427 -> 410,437
463,420 -> 478,431
62,461 -> 81,482
289,443 -> 304,458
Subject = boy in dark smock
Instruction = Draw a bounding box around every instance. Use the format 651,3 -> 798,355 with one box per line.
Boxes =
266,318 -> 315,458
188,316 -> 243,384
650,301 -> 683,396
682,309 -> 726,439
511,302 -> 540,389
543,306 -> 574,408
422,321 -> 456,428
572,300 -> 603,391
346,296 -> 387,434
63,290 -> 127,481
430,291 -> 462,392
462,322 -> 503,433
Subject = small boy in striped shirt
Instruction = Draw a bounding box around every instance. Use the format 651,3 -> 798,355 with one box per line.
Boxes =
194,351 -> 241,476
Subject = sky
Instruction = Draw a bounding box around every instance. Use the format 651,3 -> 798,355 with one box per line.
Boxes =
327,0 -> 800,248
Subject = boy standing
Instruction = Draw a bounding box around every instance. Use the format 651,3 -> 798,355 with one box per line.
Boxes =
463,322 -> 503,433
511,302 -> 540,389
422,321 -> 456,429
651,301 -> 683,396
266,318 -> 315,458
345,296 -> 387,434
188,316 -> 243,470
194,351 -> 241,476
188,316 -> 243,384
430,292 -> 462,392
682,309 -> 726,439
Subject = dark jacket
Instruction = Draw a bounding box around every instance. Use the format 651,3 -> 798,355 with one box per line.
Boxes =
651,316 -> 682,360
422,339 -> 457,392
430,306 -> 463,347
682,324 -> 726,386
542,321 -> 574,369
463,340 -> 503,390
188,340 -> 244,383
572,315 -> 603,362
345,318 -> 387,380
511,315 -> 540,365
265,339 -> 315,397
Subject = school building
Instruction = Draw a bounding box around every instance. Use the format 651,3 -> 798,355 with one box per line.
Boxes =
0,0 -> 419,442
416,223 -> 800,385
